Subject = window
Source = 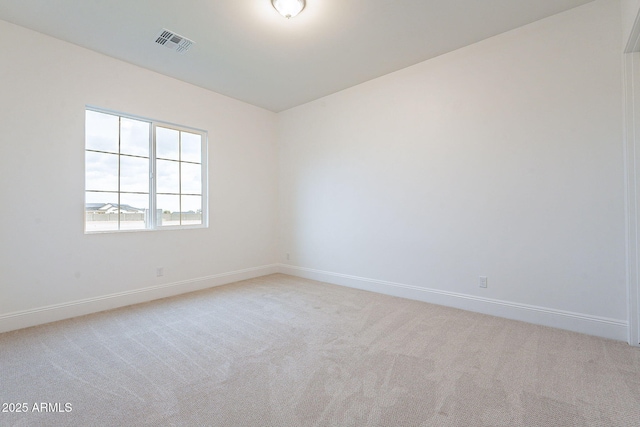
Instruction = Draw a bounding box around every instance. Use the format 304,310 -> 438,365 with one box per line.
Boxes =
85,108 -> 207,232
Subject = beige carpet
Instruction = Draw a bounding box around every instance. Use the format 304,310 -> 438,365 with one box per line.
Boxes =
1,273 -> 639,426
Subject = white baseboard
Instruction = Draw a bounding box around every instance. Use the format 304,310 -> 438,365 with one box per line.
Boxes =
0,264 -> 279,334
2,264 -> 629,342
279,264 -> 629,342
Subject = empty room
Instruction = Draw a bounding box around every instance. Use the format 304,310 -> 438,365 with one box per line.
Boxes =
1,0 -> 640,425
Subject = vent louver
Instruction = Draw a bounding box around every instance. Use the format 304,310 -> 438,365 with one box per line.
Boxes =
155,29 -> 194,54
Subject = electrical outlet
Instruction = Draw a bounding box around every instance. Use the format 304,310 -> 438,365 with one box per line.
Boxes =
157,268 -> 164,277
479,276 -> 488,288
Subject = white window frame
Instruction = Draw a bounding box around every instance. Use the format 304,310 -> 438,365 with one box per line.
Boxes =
85,106 -> 208,233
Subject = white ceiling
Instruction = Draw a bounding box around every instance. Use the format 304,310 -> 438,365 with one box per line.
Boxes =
0,0 -> 595,112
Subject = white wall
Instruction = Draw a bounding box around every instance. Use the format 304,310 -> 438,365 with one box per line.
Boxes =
279,0 -> 627,339
622,0 -> 640,47
621,0 -> 640,346
0,19 -> 279,331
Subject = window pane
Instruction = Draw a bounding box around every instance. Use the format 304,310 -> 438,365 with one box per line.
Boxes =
120,193 -> 149,230
86,110 -> 119,153
156,127 -> 179,160
85,191 -> 119,232
157,159 -> 180,194
181,162 -> 201,195
86,151 -> 118,192
181,132 -> 201,163
157,195 -> 180,227
121,118 -> 150,157
120,156 -> 149,193
181,195 -> 202,225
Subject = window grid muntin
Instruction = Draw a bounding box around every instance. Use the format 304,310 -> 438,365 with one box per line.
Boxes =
154,124 -> 204,228
85,107 -> 206,233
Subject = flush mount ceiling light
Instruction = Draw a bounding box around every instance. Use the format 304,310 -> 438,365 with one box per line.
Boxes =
271,0 -> 305,19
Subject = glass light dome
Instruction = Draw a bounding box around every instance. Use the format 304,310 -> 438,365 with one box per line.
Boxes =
271,0 -> 305,19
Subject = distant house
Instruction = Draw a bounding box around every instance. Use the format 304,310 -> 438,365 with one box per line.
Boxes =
85,203 -> 145,214
85,203 -> 106,212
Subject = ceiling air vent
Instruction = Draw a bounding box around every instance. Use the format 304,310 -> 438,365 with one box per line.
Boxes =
155,29 -> 194,54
